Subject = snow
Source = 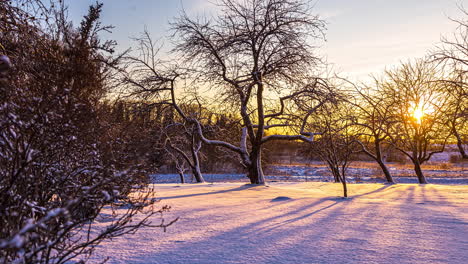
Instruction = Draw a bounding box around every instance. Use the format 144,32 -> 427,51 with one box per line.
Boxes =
101,190 -> 111,201
90,182 -> 468,264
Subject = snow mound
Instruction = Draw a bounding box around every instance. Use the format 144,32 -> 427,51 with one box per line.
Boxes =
271,196 -> 293,202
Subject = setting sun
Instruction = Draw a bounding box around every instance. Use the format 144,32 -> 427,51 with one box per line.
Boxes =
413,106 -> 424,124
409,100 -> 433,125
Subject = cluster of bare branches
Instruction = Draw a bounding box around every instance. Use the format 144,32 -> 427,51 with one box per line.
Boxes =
0,1 -> 174,263
306,100 -> 360,197
346,81 -> 397,183
164,120 -> 205,183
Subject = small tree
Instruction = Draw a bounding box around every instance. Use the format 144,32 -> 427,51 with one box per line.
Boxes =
164,121 -> 205,183
165,139 -> 189,183
308,101 -> 359,197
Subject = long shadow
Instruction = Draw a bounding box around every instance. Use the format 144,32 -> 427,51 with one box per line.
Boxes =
210,184 -> 398,236
429,185 -> 466,207
389,186 -> 467,263
241,197 -> 341,235
421,184 -> 428,203
129,193 -> 374,264
351,184 -> 395,199
424,186 -> 468,218
255,185 -> 397,234
257,201 -> 342,233
156,184 -> 261,200
404,186 -> 416,203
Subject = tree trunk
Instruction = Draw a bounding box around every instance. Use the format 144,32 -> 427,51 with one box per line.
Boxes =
247,148 -> 266,185
375,141 -> 394,183
377,159 -> 394,183
331,166 -> 340,183
191,167 -> 204,183
414,161 -> 427,184
338,166 -> 348,198
177,170 -> 185,184
191,148 -> 205,183
454,128 -> 468,159
333,174 -> 340,183
341,175 -> 348,198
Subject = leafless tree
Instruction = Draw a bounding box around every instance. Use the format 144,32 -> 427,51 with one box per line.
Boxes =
432,7 -> 468,159
165,140 -> 189,183
443,72 -> 468,159
171,0 -> 334,184
346,80 -> 396,183
119,33 -> 210,182
432,6 -> 468,70
307,101 -> 359,197
164,121 -> 205,183
380,60 -> 451,184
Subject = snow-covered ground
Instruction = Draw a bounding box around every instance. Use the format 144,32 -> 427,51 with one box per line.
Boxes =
90,182 -> 468,264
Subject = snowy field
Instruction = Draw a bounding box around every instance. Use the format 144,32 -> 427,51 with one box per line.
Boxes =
90,182 -> 468,264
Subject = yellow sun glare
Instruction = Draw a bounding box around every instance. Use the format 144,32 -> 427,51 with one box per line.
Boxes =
412,106 -> 424,124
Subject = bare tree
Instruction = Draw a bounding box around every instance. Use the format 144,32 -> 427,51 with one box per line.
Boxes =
346,81 -> 396,183
171,0 -> 333,184
119,34 -> 211,182
164,121 -> 205,183
432,7 -> 468,159
443,72 -> 468,159
165,139 -> 188,183
432,6 -> 468,69
380,60 -> 451,184
307,101 -> 359,197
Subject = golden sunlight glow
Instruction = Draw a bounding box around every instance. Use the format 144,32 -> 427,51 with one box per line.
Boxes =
413,106 -> 424,124
409,102 -> 428,125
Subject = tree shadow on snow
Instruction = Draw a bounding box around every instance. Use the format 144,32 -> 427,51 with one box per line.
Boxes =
156,184 -> 262,200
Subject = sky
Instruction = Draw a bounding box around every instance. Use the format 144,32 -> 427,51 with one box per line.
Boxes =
67,0 -> 467,81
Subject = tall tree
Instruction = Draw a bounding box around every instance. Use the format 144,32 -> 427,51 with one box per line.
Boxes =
171,0 -> 333,184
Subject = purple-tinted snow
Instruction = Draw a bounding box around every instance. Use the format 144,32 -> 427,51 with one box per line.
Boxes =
89,182 -> 468,264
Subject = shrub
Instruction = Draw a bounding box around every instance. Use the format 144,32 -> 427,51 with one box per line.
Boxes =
0,2 -> 174,263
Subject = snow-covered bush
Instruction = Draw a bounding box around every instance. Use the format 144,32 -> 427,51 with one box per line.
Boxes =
0,1 -> 173,263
